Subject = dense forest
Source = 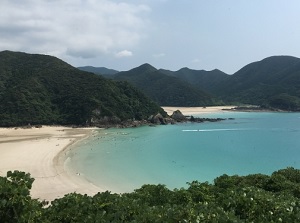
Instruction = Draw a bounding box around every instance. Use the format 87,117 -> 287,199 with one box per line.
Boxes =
0,51 -> 165,127
78,66 -> 119,76
112,64 -> 221,107
160,67 -> 228,94
162,56 -> 300,110
2,168 -> 300,222
211,56 -> 300,109
79,64 -> 221,107
84,55 -> 300,111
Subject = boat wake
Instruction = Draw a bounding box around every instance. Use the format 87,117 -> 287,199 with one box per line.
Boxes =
182,128 -> 244,132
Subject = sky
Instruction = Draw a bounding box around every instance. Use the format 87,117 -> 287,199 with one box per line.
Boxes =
1,0 -> 300,74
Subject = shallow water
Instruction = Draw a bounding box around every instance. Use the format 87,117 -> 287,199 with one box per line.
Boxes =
67,112 -> 300,192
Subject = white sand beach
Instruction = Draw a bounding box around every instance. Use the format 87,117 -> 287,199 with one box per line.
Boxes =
0,126 -> 102,201
162,106 -> 235,116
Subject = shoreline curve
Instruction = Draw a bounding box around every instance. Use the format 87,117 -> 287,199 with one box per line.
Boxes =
0,126 -> 102,201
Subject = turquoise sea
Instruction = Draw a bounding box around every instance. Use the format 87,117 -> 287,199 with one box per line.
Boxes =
67,112 -> 300,193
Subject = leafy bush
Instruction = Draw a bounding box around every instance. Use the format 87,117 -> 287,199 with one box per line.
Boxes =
0,171 -> 43,222
2,168 -> 300,222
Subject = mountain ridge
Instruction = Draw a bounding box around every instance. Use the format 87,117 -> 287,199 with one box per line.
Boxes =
77,66 -> 119,75
84,55 -> 300,110
112,64 -> 220,107
3,50 -> 300,117
0,50 -> 166,126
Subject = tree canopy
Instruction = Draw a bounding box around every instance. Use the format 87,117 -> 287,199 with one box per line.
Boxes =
2,168 -> 300,222
0,51 -> 165,126
159,56 -> 300,111
112,64 -> 222,107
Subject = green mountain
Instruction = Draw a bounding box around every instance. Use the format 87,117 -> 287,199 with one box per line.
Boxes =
213,56 -> 300,110
160,67 -> 228,93
77,66 -> 119,75
113,63 -> 220,107
75,55 -> 300,111
0,51 -> 165,126
157,56 -> 300,111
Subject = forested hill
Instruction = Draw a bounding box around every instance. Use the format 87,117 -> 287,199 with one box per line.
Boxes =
212,56 -> 300,110
157,56 -> 300,111
0,51 -> 165,126
160,67 -> 228,93
112,63 -> 221,107
77,66 -> 119,75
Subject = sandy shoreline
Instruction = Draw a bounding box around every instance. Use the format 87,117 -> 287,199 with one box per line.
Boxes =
162,106 -> 235,116
0,126 -> 102,201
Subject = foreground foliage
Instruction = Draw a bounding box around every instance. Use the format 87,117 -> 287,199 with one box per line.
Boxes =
2,168 -> 300,222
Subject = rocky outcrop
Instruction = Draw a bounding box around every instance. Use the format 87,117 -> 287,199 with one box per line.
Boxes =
171,110 -> 187,122
148,113 -> 167,125
188,116 -> 226,123
86,110 -> 229,129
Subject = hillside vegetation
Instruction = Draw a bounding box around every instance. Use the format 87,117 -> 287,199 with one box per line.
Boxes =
3,50 -> 299,128
0,51 -> 165,126
2,168 -> 300,222
160,67 -> 228,93
78,66 -> 119,75
112,64 -> 221,107
163,56 -> 300,110
210,56 -> 300,109
85,55 -> 300,110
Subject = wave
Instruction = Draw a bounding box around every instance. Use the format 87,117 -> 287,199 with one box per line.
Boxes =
182,129 -> 244,132
182,130 -> 199,132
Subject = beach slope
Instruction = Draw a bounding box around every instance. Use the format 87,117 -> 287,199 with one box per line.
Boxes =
0,126 -> 101,201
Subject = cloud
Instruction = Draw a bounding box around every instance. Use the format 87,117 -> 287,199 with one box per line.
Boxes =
191,58 -> 201,63
153,53 -> 165,58
115,50 -> 133,58
0,0 -> 150,59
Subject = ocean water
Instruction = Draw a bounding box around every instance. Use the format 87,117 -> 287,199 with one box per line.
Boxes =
67,112 -> 300,193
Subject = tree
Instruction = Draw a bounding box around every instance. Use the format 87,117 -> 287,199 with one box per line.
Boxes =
0,171 -> 43,222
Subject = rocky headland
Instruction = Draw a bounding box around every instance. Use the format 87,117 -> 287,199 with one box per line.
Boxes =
88,109 -> 230,129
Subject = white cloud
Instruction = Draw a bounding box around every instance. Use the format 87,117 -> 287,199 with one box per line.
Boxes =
115,50 -> 133,58
0,0 -> 150,59
191,58 -> 201,63
153,53 -> 165,58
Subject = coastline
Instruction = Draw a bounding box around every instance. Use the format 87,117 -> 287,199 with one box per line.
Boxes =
162,106 -> 236,116
0,106 -> 235,201
0,126 -> 102,201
